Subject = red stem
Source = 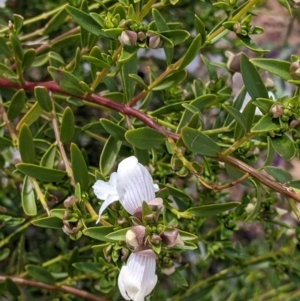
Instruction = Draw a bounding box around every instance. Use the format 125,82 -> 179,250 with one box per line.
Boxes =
0,78 -> 178,140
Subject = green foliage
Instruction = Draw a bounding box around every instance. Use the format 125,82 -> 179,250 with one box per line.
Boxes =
1,0 -> 300,300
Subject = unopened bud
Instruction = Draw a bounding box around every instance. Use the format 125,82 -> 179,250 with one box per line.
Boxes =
126,226 -> 146,247
161,229 -> 184,247
63,196 -> 78,208
148,34 -> 161,49
150,234 -> 162,245
290,61 -> 300,80
225,51 -> 241,72
290,120 -> 300,129
119,30 -> 137,46
137,31 -> 146,42
126,229 -> 139,248
161,265 -> 176,275
270,103 -> 284,118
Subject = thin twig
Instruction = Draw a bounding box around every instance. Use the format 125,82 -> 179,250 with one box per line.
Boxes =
0,275 -> 108,301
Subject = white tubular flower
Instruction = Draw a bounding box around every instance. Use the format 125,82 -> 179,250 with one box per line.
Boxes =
93,156 -> 159,222
118,250 -> 157,301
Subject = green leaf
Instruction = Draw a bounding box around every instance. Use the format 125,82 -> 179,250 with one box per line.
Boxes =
178,34 -> 202,70
22,49 -> 36,70
10,33 -> 23,60
0,136 -> 13,148
153,70 -> 187,91
152,8 -> 173,64
237,35 -> 269,54
32,53 -> 49,67
159,184 -> 193,203
7,89 -> 26,121
270,135 -> 296,161
48,66 -> 85,95
160,30 -> 190,46
71,143 -> 89,191
0,63 -> 18,80
105,227 -> 129,241
5,278 -> 20,297
52,34 -> 81,49
252,98 -> 274,114
65,5 -> 107,38
60,107 -> 75,142
13,14 -> 24,33
128,73 -> 148,89
251,114 -> 279,133
0,248 -> 10,261
26,265 -> 56,285
83,55 -> 110,69
40,144 -> 57,168
16,163 -> 66,182
120,50 -> 137,102
185,202 -> 240,217
34,86 -> 52,112
100,136 -> 122,176
194,15 -> 206,42
21,176 -> 37,216
72,262 -> 102,274
83,226 -> 115,242
223,104 -> 247,133
48,51 -> 65,67
250,58 -> 292,81
125,128 -> 166,149
119,48 -> 138,63
44,8 -> 68,34
0,37 -> 12,57
19,124 -> 35,164
178,229 -> 198,241
50,209 -> 65,219
264,166 -> 292,184
181,127 -> 220,156
31,216 -> 63,229
100,119 -> 125,140
240,53 -> 269,100
201,55 -> 218,81
277,0 -> 292,17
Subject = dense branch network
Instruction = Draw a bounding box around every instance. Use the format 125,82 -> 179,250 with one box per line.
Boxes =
1,77 -> 300,205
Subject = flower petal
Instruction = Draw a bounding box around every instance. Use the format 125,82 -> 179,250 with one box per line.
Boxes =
93,173 -> 119,222
116,156 -> 158,214
118,251 -> 157,301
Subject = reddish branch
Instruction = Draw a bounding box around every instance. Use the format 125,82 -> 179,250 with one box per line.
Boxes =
0,275 -> 108,301
0,78 -> 178,140
1,77 -> 300,204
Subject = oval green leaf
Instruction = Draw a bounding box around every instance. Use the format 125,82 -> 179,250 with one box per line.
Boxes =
185,202 -> 240,217
21,176 -> 37,216
71,143 -> 89,191
178,34 -> 202,70
26,265 -> 56,285
125,128 -> 166,149
83,226 -> 115,241
7,89 -> 26,121
60,107 -> 75,142
181,127 -> 220,156
16,163 -> 66,182
34,86 -> 52,112
100,135 -> 122,176
240,53 -> 269,100
250,58 -> 292,81
270,134 -> 296,161
31,216 -> 63,229
19,124 -> 36,164
264,166 -> 292,184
